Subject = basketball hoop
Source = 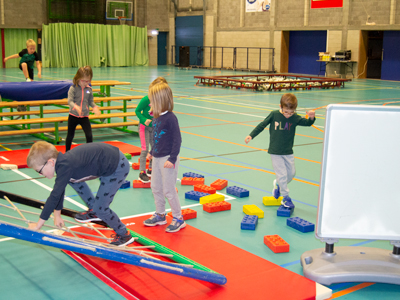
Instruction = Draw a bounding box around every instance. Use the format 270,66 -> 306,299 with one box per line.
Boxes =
118,16 -> 126,25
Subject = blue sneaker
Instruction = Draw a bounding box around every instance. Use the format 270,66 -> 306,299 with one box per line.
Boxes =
143,213 -> 167,226
272,179 -> 280,199
110,231 -> 135,247
166,217 -> 186,233
281,196 -> 295,209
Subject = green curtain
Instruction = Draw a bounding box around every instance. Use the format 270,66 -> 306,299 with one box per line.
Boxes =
3,29 -> 38,69
42,23 -> 148,68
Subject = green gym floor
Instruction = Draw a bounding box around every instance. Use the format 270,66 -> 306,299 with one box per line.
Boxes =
1,66 -> 400,299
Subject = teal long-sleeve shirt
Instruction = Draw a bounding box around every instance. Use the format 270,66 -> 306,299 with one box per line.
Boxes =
135,95 -> 153,126
249,110 -> 315,155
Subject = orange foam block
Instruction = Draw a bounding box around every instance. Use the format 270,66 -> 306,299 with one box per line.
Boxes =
132,162 -> 149,170
181,177 -> 205,186
168,208 -> 197,220
203,201 -> 231,213
210,179 -> 228,190
264,235 -> 290,253
132,180 -> 151,188
194,184 -> 216,194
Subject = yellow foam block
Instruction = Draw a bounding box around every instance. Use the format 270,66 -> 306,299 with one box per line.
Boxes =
262,196 -> 283,206
243,204 -> 264,218
199,193 -> 225,204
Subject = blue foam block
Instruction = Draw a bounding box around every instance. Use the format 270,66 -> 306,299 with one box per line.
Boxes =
185,191 -> 208,201
119,180 -> 131,189
226,186 -> 249,198
287,217 -> 314,233
241,215 -> 258,230
277,205 -> 294,217
183,172 -> 204,178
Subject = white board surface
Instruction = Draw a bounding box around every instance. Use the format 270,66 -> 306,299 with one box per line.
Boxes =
317,104 -> 400,240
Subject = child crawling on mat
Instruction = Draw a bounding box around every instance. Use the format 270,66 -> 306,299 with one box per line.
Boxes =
26,141 -> 134,246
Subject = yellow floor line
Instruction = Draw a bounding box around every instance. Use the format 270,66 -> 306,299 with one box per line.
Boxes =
183,96 -> 274,112
0,144 -> 12,151
328,282 -> 375,299
180,156 -> 319,187
181,130 -> 322,165
175,111 -> 260,128
176,112 -> 323,140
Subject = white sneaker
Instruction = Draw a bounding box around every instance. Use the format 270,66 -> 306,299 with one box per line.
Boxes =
26,78 -> 32,82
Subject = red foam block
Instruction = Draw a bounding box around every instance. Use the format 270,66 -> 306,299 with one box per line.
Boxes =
203,201 -> 231,213
132,180 -> 151,188
168,208 -> 197,220
181,177 -> 205,186
264,235 -> 290,253
210,179 -> 228,190
194,184 -> 216,194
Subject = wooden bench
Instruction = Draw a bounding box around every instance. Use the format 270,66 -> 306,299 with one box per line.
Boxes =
0,95 -> 141,109
0,96 -> 142,143
0,112 -> 139,142
91,80 -> 131,97
0,105 -> 138,119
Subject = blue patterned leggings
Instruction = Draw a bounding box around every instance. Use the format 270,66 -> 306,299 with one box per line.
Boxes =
69,151 -> 129,235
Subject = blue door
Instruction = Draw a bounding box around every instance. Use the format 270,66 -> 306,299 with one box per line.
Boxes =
157,32 -> 167,65
289,31 -> 327,75
175,16 -> 203,66
381,31 -> 400,81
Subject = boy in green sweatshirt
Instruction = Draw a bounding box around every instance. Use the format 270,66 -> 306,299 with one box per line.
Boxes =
245,93 -> 315,209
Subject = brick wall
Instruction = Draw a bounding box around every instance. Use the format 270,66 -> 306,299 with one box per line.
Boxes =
147,0 -> 170,31
216,30 -> 272,70
349,0 -> 391,26
2,0 -> 46,28
275,0 -> 304,28
309,8 -> 342,27
136,0 -> 147,27
218,0 -> 240,28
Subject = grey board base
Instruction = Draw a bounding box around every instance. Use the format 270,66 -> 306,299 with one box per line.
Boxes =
301,246 -> 400,286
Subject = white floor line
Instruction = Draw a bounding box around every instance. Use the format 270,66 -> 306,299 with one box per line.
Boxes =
11,169 -> 87,210
0,191 -> 236,242
174,101 -> 266,119
119,191 -> 236,223
109,88 -> 325,119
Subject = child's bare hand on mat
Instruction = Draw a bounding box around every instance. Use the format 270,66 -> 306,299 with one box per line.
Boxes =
244,135 -> 252,144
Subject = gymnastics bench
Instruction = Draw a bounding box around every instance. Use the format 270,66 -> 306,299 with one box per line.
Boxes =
0,104 -> 138,119
0,96 -> 141,119
0,95 -> 142,143
91,80 -> 132,97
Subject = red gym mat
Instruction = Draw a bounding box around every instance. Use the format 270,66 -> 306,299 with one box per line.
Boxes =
63,215 -> 317,300
0,141 -> 141,168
